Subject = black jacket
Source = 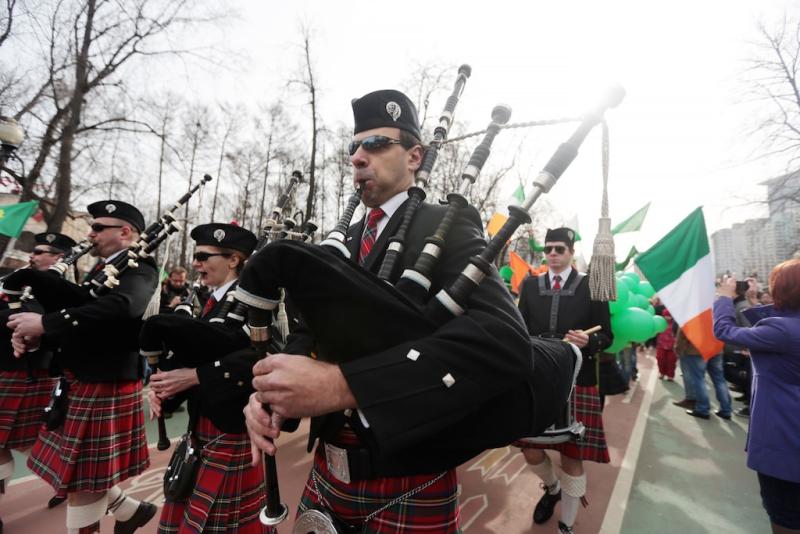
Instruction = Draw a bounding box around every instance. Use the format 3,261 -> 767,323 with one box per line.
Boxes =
285,198 -> 533,475
42,255 -> 158,382
517,271 -> 613,386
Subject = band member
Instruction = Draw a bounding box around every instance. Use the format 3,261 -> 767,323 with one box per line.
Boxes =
147,223 -> 272,534
244,89 -> 532,532
7,201 -> 158,534
514,227 -> 613,534
0,232 -> 76,523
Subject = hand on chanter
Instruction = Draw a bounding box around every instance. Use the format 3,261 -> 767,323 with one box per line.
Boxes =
149,368 -> 199,398
251,353 -> 357,419
147,388 -> 162,419
244,392 -> 282,466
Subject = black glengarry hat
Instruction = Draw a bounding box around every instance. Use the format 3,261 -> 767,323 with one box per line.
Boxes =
352,89 -> 421,141
190,223 -> 257,255
545,227 -> 577,248
87,200 -> 145,232
34,232 -> 77,253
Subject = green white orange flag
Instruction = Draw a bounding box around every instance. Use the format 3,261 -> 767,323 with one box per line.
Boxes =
612,202 -> 650,234
634,207 -> 723,359
487,184 -> 525,237
509,249 -> 532,294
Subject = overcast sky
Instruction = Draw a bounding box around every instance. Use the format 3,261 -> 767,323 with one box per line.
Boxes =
147,0 -> 795,256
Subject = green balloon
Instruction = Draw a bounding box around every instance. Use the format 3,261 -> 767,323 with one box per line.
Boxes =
646,304 -> 655,315
631,293 -> 649,309
616,276 -> 634,293
638,281 -> 656,298
624,271 -> 641,285
652,315 -> 668,333
499,265 -> 513,283
613,307 -> 656,343
606,335 -> 630,354
609,281 -> 631,315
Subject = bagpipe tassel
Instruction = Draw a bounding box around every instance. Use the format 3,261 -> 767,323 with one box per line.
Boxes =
589,120 -> 616,301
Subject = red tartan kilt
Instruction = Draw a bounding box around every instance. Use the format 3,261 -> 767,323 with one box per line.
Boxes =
298,441 -> 460,533
158,415 -> 274,534
0,370 -> 55,450
514,385 -> 610,463
27,378 -> 149,494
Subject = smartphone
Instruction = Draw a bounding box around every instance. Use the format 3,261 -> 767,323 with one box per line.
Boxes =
736,281 -> 749,294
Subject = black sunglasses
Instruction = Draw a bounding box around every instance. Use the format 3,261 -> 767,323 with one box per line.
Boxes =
543,245 -> 568,255
32,248 -> 58,255
193,252 -> 231,262
90,223 -> 124,233
348,135 -> 405,156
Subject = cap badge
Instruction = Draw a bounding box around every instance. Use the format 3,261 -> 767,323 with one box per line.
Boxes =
105,203 -> 116,213
213,229 -> 226,242
46,234 -> 56,243
386,101 -> 401,122
567,230 -> 574,240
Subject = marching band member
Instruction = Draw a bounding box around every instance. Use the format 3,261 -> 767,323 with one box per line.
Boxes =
244,89 -> 532,533
514,227 -> 613,534
0,232 -> 76,525
147,223 -> 273,534
8,201 -> 158,534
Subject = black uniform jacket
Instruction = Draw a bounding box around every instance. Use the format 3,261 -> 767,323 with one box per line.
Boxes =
0,297 -> 53,372
41,255 -> 158,382
163,282 -> 255,434
517,271 -> 613,386
284,198 -> 533,475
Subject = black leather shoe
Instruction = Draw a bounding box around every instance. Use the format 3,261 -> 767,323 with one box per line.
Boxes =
686,409 -> 710,420
114,502 -> 157,534
533,488 -> 561,524
714,410 -> 732,420
47,495 -> 66,508
735,407 -> 750,418
734,394 -> 748,402
672,399 -> 695,409
558,521 -> 574,534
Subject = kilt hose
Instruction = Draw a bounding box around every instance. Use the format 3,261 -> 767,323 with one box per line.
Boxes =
158,415 -> 274,534
0,370 -> 55,450
27,377 -> 149,496
298,440 -> 460,533
515,385 -> 610,463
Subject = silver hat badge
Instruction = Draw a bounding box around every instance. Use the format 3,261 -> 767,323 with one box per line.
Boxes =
213,229 -> 226,242
105,203 -> 116,213
46,234 -> 56,243
386,101 -> 401,122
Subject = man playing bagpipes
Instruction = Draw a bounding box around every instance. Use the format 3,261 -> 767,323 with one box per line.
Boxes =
243,89 -> 536,533
0,232 -> 76,525
514,228 -> 613,534
7,201 -> 158,534
145,223 -> 276,534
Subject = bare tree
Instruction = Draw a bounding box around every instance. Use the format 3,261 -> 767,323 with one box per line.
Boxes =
744,15 -> 800,206
288,27 -> 321,225
7,0 -> 224,231
0,0 -> 18,49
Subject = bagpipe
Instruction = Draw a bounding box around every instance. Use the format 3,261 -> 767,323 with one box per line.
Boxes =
138,170 -> 310,450
234,78 -> 625,526
0,175 -> 212,312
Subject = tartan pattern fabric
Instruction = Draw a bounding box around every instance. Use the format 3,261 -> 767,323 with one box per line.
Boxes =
358,208 -> 385,265
27,378 -> 150,494
158,415 -> 274,534
515,385 -> 610,463
0,370 -> 55,449
298,445 -> 460,533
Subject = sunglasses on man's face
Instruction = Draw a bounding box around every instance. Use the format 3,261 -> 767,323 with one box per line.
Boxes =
348,135 -> 404,156
32,248 -> 58,256
193,252 -> 231,262
90,223 -> 124,233
543,245 -> 568,255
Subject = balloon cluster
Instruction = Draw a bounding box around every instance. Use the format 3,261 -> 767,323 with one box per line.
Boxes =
606,271 -> 669,353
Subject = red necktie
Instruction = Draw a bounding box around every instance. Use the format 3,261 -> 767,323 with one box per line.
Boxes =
552,275 -> 562,291
201,295 -> 217,317
358,208 -> 385,265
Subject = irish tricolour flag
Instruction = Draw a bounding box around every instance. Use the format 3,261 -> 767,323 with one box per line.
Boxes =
634,207 -> 723,359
